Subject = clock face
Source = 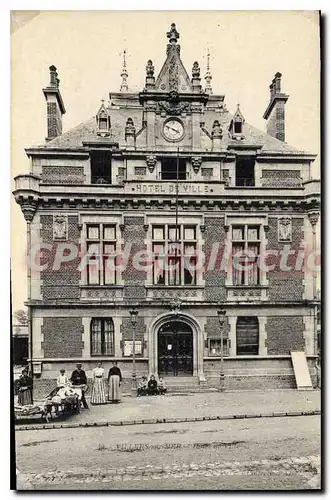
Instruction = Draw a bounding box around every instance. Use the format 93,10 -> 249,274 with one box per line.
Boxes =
163,119 -> 184,141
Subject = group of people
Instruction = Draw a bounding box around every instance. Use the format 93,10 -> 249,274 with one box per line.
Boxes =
16,363 -> 167,408
137,374 -> 167,396
56,361 -> 123,407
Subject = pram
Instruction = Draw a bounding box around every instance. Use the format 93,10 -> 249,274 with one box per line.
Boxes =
44,384 -> 82,419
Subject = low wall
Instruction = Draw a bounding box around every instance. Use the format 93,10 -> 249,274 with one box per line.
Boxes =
30,355 -> 318,399
204,356 -> 317,390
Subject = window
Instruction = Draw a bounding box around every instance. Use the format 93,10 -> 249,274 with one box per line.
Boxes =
86,224 -> 117,285
232,225 -> 260,285
234,121 -> 242,134
161,158 -> 187,180
208,338 -> 229,357
91,150 -> 112,184
235,157 -> 255,187
236,317 -> 259,355
91,318 -> 114,356
152,224 -> 197,286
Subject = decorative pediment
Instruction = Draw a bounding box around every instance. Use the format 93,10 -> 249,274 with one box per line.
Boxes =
154,24 -> 193,93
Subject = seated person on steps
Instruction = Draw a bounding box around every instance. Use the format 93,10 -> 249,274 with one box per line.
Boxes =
137,376 -> 148,397
158,376 -> 167,395
147,374 -> 158,396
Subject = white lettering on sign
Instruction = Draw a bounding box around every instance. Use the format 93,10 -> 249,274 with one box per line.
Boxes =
130,183 -> 211,195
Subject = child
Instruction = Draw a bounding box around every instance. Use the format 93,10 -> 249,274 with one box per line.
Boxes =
158,377 -> 167,395
147,374 -> 158,396
137,376 -> 148,397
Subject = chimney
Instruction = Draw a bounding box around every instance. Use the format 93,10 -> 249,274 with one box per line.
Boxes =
263,72 -> 289,142
42,65 -> 66,140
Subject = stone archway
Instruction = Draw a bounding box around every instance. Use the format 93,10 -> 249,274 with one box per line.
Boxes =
148,312 -> 202,377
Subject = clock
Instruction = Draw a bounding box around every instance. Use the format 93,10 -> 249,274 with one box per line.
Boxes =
163,119 -> 185,142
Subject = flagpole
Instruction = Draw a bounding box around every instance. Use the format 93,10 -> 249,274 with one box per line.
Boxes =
175,146 -> 179,245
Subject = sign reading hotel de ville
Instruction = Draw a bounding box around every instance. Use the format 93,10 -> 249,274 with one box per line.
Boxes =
125,182 -> 216,195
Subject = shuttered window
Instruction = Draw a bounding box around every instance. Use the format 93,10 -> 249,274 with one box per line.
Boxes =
236,317 -> 259,355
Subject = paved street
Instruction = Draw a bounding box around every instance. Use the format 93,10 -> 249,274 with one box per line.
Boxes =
15,390 -> 321,428
15,393 -> 321,490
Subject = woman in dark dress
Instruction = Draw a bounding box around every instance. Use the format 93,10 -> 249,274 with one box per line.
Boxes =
107,362 -> 122,403
17,368 -> 33,405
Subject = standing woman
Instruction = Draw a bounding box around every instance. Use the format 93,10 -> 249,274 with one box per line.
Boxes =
17,368 -> 33,405
91,362 -> 107,405
107,361 -> 122,403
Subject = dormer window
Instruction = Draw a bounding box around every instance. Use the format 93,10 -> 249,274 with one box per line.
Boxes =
230,104 -> 245,139
234,121 -> 242,134
96,101 -> 110,137
99,116 -> 108,132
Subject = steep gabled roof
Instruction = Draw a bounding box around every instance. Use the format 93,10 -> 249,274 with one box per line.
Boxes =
36,107 -> 307,155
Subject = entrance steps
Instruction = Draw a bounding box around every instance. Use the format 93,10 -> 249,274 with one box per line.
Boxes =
163,376 -> 218,394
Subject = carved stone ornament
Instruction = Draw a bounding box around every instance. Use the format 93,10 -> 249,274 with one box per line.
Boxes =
158,100 -> 190,116
192,61 -> 200,78
167,23 -> 180,44
211,120 -> 222,139
125,117 -> 135,136
191,156 -> 202,174
146,155 -> 157,172
53,215 -> 67,240
170,298 -> 182,316
169,55 -> 179,92
146,59 -> 155,77
308,212 -> 319,227
278,217 -> 292,242
191,103 -> 203,114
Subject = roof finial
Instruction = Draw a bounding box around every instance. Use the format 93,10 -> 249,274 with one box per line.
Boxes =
205,48 -> 213,94
167,23 -> 180,44
120,49 -> 128,92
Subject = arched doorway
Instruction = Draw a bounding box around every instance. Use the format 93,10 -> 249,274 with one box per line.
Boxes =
158,321 -> 193,376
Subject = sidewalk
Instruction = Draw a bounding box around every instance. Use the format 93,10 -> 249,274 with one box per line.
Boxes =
16,390 -> 320,430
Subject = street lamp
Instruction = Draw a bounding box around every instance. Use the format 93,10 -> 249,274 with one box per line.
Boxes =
217,308 -> 226,392
129,308 -> 138,396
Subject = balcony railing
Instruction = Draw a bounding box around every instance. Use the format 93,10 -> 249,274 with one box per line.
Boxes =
235,178 -> 255,187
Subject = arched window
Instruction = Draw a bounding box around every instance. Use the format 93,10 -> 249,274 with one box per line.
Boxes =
236,317 -> 259,355
91,318 -> 114,356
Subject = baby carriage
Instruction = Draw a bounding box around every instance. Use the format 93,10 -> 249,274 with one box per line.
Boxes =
44,384 -> 81,419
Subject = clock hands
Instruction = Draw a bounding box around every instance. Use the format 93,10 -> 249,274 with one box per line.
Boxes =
165,124 -> 181,134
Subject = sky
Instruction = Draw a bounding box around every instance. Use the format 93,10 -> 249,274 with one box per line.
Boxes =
11,10 -> 320,311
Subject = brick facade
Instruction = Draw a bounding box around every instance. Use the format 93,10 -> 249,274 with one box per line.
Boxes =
261,169 -> 301,187
41,317 -> 84,357
267,217 -> 304,301
203,217 -> 227,301
41,166 -> 85,184
120,317 -> 145,341
40,214 -> 81,300
123,216 -> 146,299
205,317 -> 229,339
47,102 -> 62,139
266,316 -> 305,354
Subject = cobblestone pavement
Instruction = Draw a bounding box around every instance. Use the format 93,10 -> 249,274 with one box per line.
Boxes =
20,455 -> 320,490
16,390 -> 320,429
15,415 -> 321,490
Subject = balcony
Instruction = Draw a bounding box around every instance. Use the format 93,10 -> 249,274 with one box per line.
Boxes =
235,177 -> 255,187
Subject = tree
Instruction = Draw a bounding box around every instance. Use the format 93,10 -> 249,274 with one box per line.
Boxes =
14,309 -> 28,325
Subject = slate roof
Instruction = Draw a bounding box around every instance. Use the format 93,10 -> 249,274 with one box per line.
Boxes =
36,103 -> 306,155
